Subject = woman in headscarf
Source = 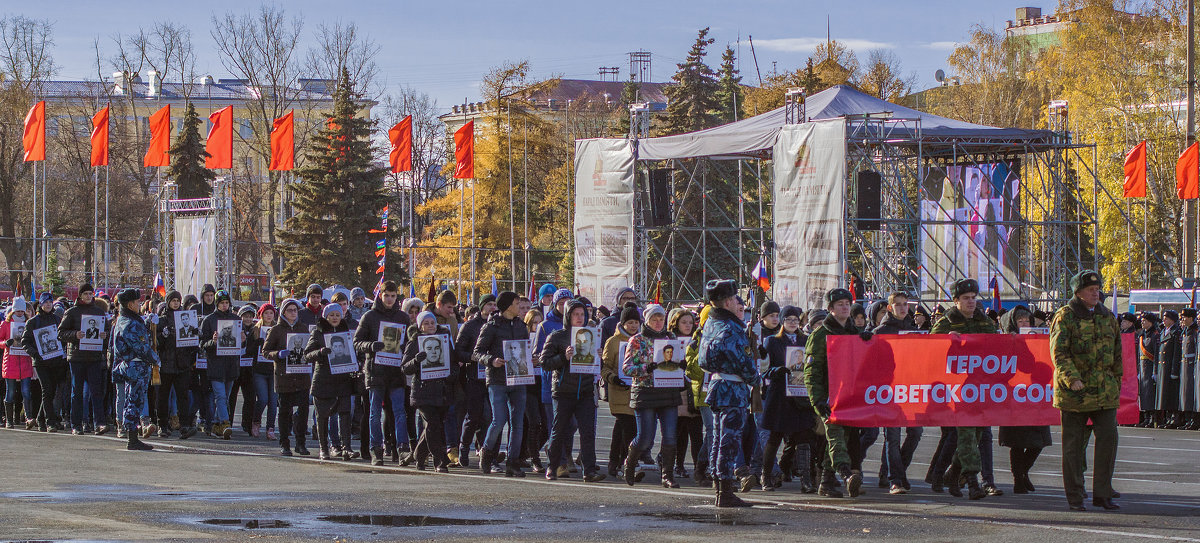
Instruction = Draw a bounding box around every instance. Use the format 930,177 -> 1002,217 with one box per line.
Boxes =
997,305 -> 1051,495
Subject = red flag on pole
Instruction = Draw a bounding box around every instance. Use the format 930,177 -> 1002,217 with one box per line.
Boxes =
1123,140 -> 1146,198
269,111 -> 294,171
453,121 -> 474,179
22,101 -> 46,162
389,116 -> 413,173
90,106 -> 109,167
144,105 -> 171,167
205,105 -> 233,169
1177,142 -> 1199,200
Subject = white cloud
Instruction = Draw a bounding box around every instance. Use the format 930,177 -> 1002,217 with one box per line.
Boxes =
752,37 -> 894,53
923,41 -> 959,51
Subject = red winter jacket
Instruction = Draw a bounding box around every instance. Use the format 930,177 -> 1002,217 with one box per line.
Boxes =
0,320 -> 34,380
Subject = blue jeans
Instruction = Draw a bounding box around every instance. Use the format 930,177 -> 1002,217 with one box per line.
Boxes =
5,378 -> 33,418
750,412 -> 771,476
484,385 -> 526,462
700,406 -> 714,471
549,396 -> 597,472
369,386 -> 409,449
631,406 -> 677,451
882,426 -> 923,485
210,379 -> 234,423
252,373 -> 278,430
979,426 -> 995,486
70,361 -> 107,429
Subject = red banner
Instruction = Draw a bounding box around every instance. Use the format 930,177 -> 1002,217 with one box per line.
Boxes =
826,334 -> 1139,427
205,105 -> 234,169
269,111 -> 294,171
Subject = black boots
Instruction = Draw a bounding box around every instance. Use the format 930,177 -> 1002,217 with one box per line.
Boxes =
372,447 -> 385,466
660,446 -> 679,488
624,446 -> 644,486
817,468 -> 843,498
715,479 -> 751,508
280,438 -> 293,457
480,448 -> 496,474
838,464 -> 862,497
965,472 -> 987,500
693,459 -> 712,487
3,403 -> 14,429
944,462 -> 964,497
796,444 -> 816,493
127,431 -> 153,451
1092,497 -> 1120,510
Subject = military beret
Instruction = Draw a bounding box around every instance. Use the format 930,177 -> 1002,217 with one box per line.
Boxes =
1184,308 -> 1198,319
705,279 -> 738,303
1069,269 -> 1102,294
951,278 -> 979,299
1164,310 -> 1179,323
825,288 -> 853,308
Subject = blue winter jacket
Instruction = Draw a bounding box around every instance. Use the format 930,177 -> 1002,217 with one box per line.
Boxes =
534,309 -> 564,403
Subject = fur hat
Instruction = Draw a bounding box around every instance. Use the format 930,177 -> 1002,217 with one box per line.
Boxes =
825,288 -> 853,308
952,279 -> 979,299
705,279 -> 738,303
1069,270 -> 1102,294
116,288 -> 141,306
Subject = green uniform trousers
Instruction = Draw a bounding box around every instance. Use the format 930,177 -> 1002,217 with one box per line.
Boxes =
1060,408 -> 1118,505
954,426 -> 981,473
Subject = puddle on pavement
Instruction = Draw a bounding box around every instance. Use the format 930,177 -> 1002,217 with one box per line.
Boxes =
633,512 -> 776,526
200,519 -> 292,529
1,490 -> 265,503
318,514 -> 508,527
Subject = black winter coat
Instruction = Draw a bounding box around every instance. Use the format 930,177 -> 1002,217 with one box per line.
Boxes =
200,308 -> 241,381
761,331 -> 814,435
628,326 -> 682,410
262,317 -> 312,394
306,317 -> 355,398
873,312 -> 913,335
355,295 -> 412,390
455,314 -> 488,381
401,325 -> 460,407
540,326 -> 595,400
59,301 -> 108,364
473,313 -> 530,387
156,297 -> 195,374
249,322 -> 274,375
23,308 -> 65,369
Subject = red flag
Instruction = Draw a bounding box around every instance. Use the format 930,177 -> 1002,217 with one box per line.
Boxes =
1123,140 -> 1146,198
1178,142 -> 1199,200
389,116 -> 413,173
22,101 -> 46,162
453,121 -> 474,179
205,105 -> 233,169
427,275 -> 436,304
144,105 -> 171,167
90,106 -> 110,167
269,111 -> 294,171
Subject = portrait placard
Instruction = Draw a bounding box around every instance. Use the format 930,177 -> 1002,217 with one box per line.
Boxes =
325,332 -> 356,374
215,320 -> 243,357
80,315 -> 106,351
417,333 -> 451,380
174,310 -> 200,347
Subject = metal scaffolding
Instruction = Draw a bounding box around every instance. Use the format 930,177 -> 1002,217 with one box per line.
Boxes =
159,178 -> 234,292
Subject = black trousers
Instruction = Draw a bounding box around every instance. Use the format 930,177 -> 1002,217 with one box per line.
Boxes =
1061,408 -> 1118,504
415,405 -> 450,468
33,364 -> 69,427
314,395 -> 351,452
676,415 -> 704,469
459,379 -> 490,451
609,413 -> 636,468
277,390 -> 310,446
158,370 -> 193,428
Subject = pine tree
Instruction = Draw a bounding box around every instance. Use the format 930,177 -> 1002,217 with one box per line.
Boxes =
44,249 -> 64,297
614,74 -> 641,137
277,68 -> 396,292
167,102 -> 215,199
713,45 -> 743,124
661,27 -> 720,135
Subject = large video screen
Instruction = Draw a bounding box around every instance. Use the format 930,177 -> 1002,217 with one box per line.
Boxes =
919,161 -> 1021,299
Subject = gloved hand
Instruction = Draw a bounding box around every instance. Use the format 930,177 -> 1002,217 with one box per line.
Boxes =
160,326 -> 173,338
814,400 -> 832,419
859,330 -> 874,342
372,341 -> 385,352
147,314 -> 159,325
277,349 -> 291,361
758,345 -> 768,359
415,351 -> 427,361
4,339 -> 12,346
319,347 -> 332,356
768,366 -> 789,379
645,361 -> 658,371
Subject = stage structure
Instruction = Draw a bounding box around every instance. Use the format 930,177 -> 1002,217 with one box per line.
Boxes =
158,178 -> 233,296
573,85 -> 1171,308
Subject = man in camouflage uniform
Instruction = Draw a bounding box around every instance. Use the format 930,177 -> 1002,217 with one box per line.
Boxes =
698,279 -> 761,508
803,287 -> 865,498
1050,270 -> 1122,511
111,288 -> 159,451
929,278 -> 996,500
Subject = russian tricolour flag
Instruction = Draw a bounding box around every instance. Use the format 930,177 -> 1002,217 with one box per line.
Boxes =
153,273 -> 166,298
751,258 -> 770,291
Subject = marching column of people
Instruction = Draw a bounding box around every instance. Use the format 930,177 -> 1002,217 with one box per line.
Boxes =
1,268 -> 1169,512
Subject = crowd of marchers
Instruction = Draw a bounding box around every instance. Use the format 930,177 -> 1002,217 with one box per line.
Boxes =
0,270 -> 1151,509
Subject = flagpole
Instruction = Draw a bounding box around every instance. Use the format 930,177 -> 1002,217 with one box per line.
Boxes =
93,166 -> 99,282
104,163 -> 110,292
523,118 -> 530,296
31,160 -> 37,292
507,101 -> 517,292
41,160 -> 47,286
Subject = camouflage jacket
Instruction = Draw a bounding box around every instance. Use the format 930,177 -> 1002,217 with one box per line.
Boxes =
697,308 -> 759,408
803,315 -> 857,406
113,310 -> 159,369
1049,297 -> 1122,412
929,307 -> 999,335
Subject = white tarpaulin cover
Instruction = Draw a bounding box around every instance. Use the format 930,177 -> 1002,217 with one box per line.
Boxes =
174,216 -> 216,297
574,138 -> 636,303
772,120 -> 847,309
636,85 -> 1051,161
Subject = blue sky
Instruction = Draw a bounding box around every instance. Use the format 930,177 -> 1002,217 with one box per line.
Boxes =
33,0 -> 1052,112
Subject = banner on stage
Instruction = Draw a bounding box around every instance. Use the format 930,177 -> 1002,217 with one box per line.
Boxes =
772,119 -> 847,309
573,138 -> 636,305
826,334 -> 1139,427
